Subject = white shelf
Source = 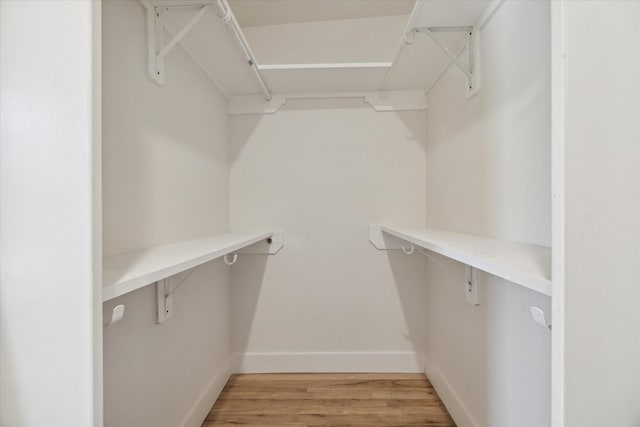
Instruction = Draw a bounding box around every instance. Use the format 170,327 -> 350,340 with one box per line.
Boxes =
376,226 -> 551,296
103,232 -> 273,302
152,0 -> 495,99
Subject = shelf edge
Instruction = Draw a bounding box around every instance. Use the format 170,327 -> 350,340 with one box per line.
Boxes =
102,232 -> 272,302
380,226 -> 552,296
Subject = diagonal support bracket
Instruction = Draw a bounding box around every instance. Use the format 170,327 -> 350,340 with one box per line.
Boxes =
413,26 -> 480,97
368,225 -> 406,251
156,270 -> 193,323
143,2 -> 210,85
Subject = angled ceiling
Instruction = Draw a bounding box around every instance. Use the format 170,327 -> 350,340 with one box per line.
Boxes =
228,0 -> 415,28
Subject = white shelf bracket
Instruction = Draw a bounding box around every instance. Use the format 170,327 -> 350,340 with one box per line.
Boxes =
156,278 -> 173,323
465,265 -> 480,306
145,2 -> 210,85
104,305 -> 126,327
530,306 -> 552,330
414,26 -> 480,97
155,269 -> 193,323
236,230 -> 284,255
368,225 -> 407,251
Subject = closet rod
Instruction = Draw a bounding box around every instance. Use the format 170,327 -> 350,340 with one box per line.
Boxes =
213,0 -> 273,101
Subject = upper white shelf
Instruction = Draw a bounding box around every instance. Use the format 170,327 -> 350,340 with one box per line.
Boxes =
153,0 -> 495,99
372,225 -> 551,296
103,232 -> 273,302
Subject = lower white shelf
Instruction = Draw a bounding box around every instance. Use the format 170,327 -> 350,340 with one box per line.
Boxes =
370,225 -> 551,296
103,232 -> 276,302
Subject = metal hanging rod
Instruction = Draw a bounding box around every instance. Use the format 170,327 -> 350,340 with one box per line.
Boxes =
213,0 -> 273,101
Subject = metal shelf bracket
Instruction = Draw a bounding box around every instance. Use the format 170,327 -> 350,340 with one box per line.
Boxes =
156,278 -> 174,323
143,2 -> 211,85
154,231 -> 284,324
414,26 -> 480,97
156,269 -> 193,323
465,265 -> 480,306
368,225 -> 407,251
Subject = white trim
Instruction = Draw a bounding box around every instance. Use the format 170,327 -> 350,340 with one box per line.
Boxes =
550,0 -> 566,425
179,359 -> 231,427
232,352 -> 424,373
91,0 -> 104,425
424,356 -> 479,427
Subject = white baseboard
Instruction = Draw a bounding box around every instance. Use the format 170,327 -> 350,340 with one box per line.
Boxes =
180,358 -> 231,427
424,355 -> 479,427
232,351 -> 424,373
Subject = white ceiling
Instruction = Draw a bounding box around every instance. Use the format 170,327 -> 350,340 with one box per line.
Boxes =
228,0 -> 416,28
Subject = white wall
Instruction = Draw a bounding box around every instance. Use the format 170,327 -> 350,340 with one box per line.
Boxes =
230,99 -> 428,372
102,1 -> 230,426
0,1 -> 101,426
562,2 -> 640,426
102,3 -> 229,257
423,1 -> 551,426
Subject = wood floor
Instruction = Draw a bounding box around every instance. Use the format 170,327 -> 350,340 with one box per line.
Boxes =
202,373 -> 456,427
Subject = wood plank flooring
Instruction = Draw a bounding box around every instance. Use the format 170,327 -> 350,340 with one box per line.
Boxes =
202,373 -> 456,427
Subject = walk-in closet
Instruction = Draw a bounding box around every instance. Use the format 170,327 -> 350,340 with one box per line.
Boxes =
2,1 -> 640,426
